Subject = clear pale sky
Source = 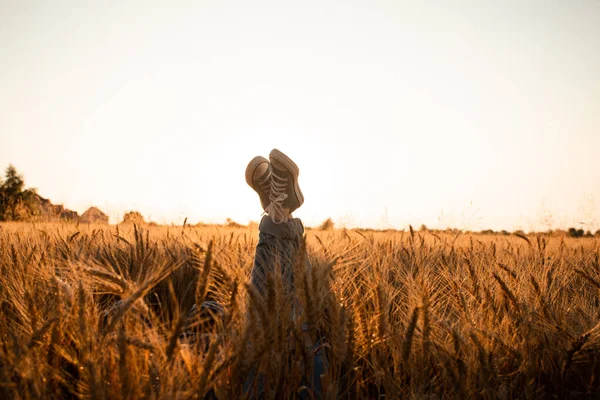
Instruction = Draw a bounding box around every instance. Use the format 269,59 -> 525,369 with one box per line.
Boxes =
1,1 -> 599,231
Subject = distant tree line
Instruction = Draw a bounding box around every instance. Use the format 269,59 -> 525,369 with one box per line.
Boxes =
0,164 -> 38,221
566,227 -> 599,238
2,163 -> 599,235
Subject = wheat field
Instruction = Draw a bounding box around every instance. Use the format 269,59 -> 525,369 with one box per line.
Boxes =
1,222 -> 599,399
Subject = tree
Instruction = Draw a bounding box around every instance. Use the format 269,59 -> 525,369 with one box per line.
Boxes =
3,165 -> 25,197
0,164 -> 38,221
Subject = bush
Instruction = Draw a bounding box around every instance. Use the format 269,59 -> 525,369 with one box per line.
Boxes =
122,211 -> 145,224
318,218 -> 335,231
567,227 -> 585,238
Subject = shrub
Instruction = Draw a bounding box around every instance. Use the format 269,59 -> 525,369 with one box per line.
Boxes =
122,211 -> 145,224
567,227 -> 585,238
318,217 -> 335,230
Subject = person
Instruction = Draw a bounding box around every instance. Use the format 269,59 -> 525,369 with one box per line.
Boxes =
185,149 -> 325,399
245,148 -> 306,299
244,148 -> 326,399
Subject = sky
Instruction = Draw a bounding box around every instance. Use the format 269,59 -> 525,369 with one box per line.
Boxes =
1,1 -> 599,231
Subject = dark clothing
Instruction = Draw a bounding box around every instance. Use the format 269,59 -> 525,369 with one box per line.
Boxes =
250,215 -> 306,298
246,215 -> 326,399
187,215 -> 326,399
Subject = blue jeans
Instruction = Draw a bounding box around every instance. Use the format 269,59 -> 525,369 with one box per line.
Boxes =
245,215 -> 326,399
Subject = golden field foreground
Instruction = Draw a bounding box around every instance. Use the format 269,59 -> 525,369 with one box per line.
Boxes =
1,222 -> 600,399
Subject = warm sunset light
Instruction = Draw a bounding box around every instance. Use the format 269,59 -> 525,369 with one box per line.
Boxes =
3,3 -> 600,398
1,1 -> 599,231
